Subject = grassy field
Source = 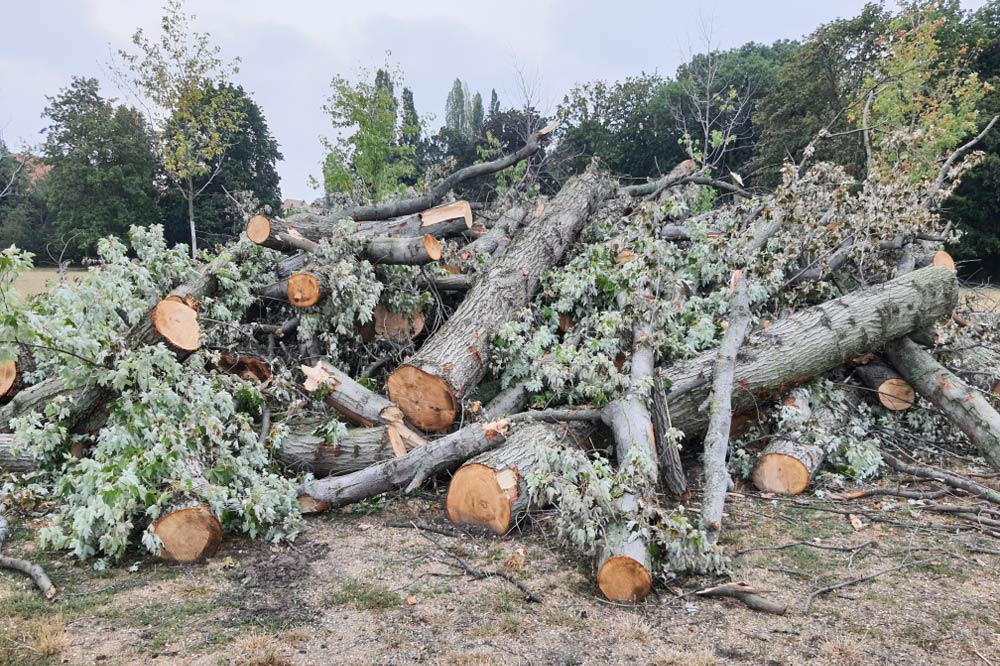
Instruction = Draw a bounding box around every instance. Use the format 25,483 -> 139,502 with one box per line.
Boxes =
11,268 -> 86,296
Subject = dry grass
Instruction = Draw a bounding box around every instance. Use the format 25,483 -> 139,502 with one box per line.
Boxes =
11,268 -> 85,296
29,616 -> 66,657
3,480 -> 1000,665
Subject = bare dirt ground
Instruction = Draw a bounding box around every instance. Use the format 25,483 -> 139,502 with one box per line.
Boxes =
2,467 -> 999,666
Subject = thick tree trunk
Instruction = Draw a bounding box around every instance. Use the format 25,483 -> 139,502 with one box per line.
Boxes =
302,421 -> 510,508
885,337 -> 1000,469
936,344 -> 1000,395
365,234 -> 442,265
446,422 -> 591,534
455,206 -> 528,270
652,267 -> 958,440
387,167 -> 609,432
700,271 -> 751,542
753,439 -> 825,494
275,421 -> 420,477
854,359 -> 915,411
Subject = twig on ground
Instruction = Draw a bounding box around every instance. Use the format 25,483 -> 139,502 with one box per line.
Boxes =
0,515 -> 57,600
734,540 -> 876,557
881,451 -> 1000,505
696,582 -> 787,615
842,487 -> 951,501
803,558 -> 936,613
410,521 -> 541,603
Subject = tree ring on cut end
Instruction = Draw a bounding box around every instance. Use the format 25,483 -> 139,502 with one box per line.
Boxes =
151,299 -> 200,352
246,215 -> 272,245
153,505 -> 222,562
597,555 -> 652,602
387,366 -> 457,432
446,463 -> 513,535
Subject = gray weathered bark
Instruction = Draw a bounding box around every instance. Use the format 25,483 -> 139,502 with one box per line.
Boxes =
884,337 -> 1000,470
652,267 -> 959,440
700,271 -> 752,542
387,166 -> 609,432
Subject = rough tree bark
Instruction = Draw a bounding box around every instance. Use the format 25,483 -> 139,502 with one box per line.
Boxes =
275,421 -> 421,477
387,167 -> 609,432
651,267 -> 959,440
884,337 -> 1000,470
302,421 -> 511,508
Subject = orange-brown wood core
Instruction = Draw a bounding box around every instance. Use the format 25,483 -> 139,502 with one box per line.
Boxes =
386,366 -> 458,432
246,214 -> 272,245
153,505 -> 222,562
446,463 -> 519,534
287,274 -> 323,308
423,234 -> 443,261
0,359 -> 17,397
151,299 -> 200,352
876,378 -> 915,411
597,556 -> 653,602
752,454 -> 810,495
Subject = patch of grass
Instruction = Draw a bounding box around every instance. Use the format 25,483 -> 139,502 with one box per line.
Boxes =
322,579 -> 401,610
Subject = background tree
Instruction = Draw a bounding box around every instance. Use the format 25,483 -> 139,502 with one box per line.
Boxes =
41,77 -> 160,259
320,62 -> 419,203
117,0 -> 243,257
0,142 -> 52,257
159,83 -> 282,246
555,74 -> 684,178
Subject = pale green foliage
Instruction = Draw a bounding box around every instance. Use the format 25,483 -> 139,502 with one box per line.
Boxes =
526,439 -> 728,580
2,227 -> 302,563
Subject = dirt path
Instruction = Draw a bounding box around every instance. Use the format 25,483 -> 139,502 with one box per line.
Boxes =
2,473 -> 999,666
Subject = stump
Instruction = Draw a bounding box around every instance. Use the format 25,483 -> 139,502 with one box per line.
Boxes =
152,504 -> 223,563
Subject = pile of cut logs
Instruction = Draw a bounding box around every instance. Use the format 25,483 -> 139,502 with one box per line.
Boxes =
3,125 -> 998,604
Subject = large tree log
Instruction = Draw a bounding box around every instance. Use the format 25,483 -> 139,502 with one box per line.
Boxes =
152,500 -> 222,563
884,337 -> 1000,470
700,271 -> 751,542
276,421 -> 421,477
302,421 -> 511,507
387,167 -> 609,432
651,267 -> 959,440
248,213 -> 447,264
446,422 -> 591,534
752,388 -> 822,495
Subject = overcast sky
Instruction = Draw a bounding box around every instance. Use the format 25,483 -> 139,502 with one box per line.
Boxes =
0,1 -> 988,200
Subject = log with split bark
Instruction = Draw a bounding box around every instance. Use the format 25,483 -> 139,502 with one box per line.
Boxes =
885,337 -> 1000,469
387,167 -> 609,432
276,420 -> 422,477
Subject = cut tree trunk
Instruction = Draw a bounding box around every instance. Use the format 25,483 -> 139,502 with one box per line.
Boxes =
456,206 -> 528,270
365,234 -> 442,265
915,250 -> 957,273
152,500 -> 223,563
597,303 -> 659,603
885,337 -> 1000,470
651,267 -> 959,440
276,421 -> 420,477
302,421 -> 511,508
263,272 -> 326,308
854,359 -> 915,411
213,352 -> 272,383
387,167 -> 609,432
446,422 -> 591,534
